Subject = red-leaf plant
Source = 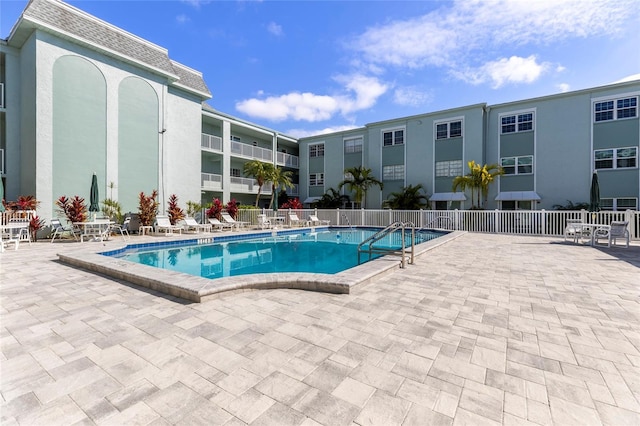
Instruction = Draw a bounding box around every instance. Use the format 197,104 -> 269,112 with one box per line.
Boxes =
206,198 -> 223,220
167,194 -> 185,225
138,190 -> 159,227
56,195 -> 87,224
225,199 -> 239,219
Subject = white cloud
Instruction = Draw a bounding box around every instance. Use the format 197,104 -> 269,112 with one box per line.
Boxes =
347,0 -> 637,86
266,22 -> 283,37
235,74 -> 388,122
452,55 -> 550,88
557,83 -> 571,93
176,14 -> 190,24
180,0 -> 211,9
393,86 -> 432,107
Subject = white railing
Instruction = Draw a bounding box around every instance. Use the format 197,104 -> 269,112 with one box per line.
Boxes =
1,210 -> 37,225
201,133 -> 223,152
235,208 -> 640,239
276,151 -> 299,169
231,141 -> 272,162
230,176 -> 272,194
0,83 -> 4,109
201,172 -> 222,190
0,148 -> 4,175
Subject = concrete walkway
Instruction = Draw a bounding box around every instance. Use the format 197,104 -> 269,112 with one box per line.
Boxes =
1,233 -> 639,425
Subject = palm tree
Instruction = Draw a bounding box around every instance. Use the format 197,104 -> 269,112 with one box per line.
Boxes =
314,188 -> 350,209
268,167 -> 294,209
382,184 -> 429,210
243,160 -> 275,207
338,166 -> 383,208
452,160 -> 503,209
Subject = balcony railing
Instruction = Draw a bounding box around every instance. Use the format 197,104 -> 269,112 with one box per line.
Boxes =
276,151 -> 299,169
201,133 -> 223,152
230,176 -> 272,194
230,141 -> 272,162
201,172 -> 222,190
0,83 -> 4,108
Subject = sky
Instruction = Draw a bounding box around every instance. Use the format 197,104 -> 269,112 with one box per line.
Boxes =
2,0 -> 640,138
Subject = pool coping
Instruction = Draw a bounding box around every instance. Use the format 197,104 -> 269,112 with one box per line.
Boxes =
57,227 -> 465,302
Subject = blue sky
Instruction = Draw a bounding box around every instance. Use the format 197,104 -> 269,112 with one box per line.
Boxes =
2,0 -> 639,138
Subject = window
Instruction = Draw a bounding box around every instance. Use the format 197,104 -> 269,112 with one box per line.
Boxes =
230,135 -> 241,142
436,121 -> 462,139
230,168 -> 241,177
383,129 -> 404,146
435,160 -> 463,177
501,200 -> 532,211
600,198 -> 638,211
344,137 -> 363,153
501,156 -> 533,175
594,147 -> 637,170
309,173 -> 324,186
595,97 -> 637,122
309,143 -> 324,158
501,112 -> 534,134
382,165 -> 404,180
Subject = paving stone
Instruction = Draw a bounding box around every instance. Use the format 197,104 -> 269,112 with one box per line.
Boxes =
255,370 -> 312,406
403,403 -> 453,426
355,389 -> 411,426
292,388 -> 359,426
331,377 -> 375,408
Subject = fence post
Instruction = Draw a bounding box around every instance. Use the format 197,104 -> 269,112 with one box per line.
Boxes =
540,209 -> 546,235
454,209 -> 459,230
420,209 -> 423,228
626,209 -> 635,240
336,208 -> 340,226
361,208 -> 365,226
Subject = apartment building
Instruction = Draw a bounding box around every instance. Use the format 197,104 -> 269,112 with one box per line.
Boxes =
299,81 -> 639,211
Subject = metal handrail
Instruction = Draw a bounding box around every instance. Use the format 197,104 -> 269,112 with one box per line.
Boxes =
357,221 -> 415,268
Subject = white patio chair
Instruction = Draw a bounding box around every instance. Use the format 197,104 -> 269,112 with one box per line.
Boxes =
50,218 -> 77,242
595,221 -> 630,248
155,215 -> 182,235
563,219 -> 585,243
308,215 -> 330,226
257,214 -> 272,229
109,216 -> 130,241
221,212 -> 248,230
182,216 -> 211,233
288,213 -> 307,227
208,217 -> 234,232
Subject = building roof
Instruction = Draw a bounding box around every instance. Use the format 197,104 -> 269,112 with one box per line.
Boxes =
8,0 -> 211,99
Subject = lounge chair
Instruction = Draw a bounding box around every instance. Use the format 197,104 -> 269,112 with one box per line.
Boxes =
595,221 -> 630,248
288,213 -> 307,227
182,216 -> 211,233
50,218 -> 78,242
563,218 -> 585,243
308,215 -> 330,226
257,214 -> 272,229
155,215 -> 182,235
221,212 -> 248,230
208,217 -> 234,232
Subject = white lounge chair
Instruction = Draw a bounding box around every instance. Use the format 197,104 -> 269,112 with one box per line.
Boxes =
257,214 -> 272,229
288,213 -> 307,227
595,221 -> 630,248
155,215 -> 182,235
221,212 -> 248,230
308,215 -> 330,226
182,216 -> 211,233
208,217 -> 234,232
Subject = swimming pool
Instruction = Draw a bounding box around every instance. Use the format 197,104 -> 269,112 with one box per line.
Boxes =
108,228 -> 447,278
59,226 -> 461,302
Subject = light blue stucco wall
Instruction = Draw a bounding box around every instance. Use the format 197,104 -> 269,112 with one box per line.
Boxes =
52,55 -> 107,212
118,77 -> 158,213
19,35 -> 37,198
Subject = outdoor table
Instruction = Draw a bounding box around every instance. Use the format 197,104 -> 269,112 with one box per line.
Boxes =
73,220 -> 113,242
579,223 -> 610,246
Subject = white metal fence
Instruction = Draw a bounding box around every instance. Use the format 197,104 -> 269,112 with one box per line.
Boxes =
235,208 -> 640,240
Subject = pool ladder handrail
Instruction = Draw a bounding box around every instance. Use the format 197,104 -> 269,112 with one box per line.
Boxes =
357,221 -> 415,268
340,213 -> 353,228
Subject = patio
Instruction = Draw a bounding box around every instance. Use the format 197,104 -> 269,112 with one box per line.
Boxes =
1,233 -> 639,425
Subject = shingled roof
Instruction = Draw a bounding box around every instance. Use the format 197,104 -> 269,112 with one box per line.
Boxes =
11,0 -> 211,98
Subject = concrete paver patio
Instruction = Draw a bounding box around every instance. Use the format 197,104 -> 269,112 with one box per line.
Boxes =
1,232 -> 639,425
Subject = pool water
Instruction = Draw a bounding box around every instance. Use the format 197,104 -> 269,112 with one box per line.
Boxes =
113,228 -> 445,279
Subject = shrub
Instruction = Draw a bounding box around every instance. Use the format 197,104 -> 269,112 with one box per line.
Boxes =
225,199 -> 239,219
56,195 -> 87,224
29,216 -> 45,242
167,194 -> 185,225
186,201 -> 204,218
102,198 -> 123,223
282,197 -> 303,209
138,190 -> 159,227
6,195 -> 39,211
206,198 -> 223,220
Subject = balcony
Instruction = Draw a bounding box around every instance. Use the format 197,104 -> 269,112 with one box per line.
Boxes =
201,172 -> 222,190
230,141 -> 272,162
276,151 -> 299,169
230,176 -> 272,195
201,133 -> 222,152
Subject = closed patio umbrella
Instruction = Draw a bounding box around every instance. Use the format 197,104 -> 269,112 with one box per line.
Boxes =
0,178 -> 5,212
89,173 -> 99,212
589,171 -> 600,213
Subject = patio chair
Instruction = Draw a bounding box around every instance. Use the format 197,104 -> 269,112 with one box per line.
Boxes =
221,212 -> 248,230
208,217 -> 235,232
595,221 -> 630,248
288,213 -> 307,227
109,216 -> 130,241
257,214 -> 272,229
308,215 -> 330,226
563,218 -> 585,243
155,215 -> 182,235
50,218 -> 78,243
182,216 -> 211,233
